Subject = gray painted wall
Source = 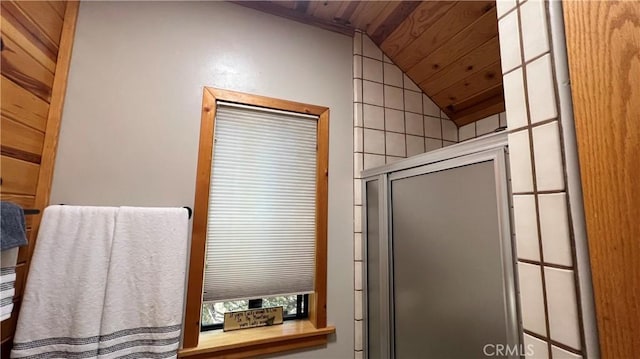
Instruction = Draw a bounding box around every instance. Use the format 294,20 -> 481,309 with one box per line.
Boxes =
51,2 -> 354,357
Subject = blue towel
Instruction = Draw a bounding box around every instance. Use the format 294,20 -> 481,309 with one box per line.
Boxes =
1,202 -> 27,250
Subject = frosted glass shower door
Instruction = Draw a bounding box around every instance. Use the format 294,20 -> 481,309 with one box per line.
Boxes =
390,160 -> 516,358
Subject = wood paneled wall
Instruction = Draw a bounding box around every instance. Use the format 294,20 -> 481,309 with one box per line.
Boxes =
563,2 -> 640,357
0,1 -> 78,355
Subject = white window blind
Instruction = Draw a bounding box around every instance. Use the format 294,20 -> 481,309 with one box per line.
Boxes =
203,103 -> 318,302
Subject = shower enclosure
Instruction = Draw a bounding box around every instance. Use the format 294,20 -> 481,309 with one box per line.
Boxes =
361,133 -> 521,358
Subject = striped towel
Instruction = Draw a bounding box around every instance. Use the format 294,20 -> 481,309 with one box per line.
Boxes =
0,267 -> 16,321
12,206 -> 117,358
97,207 -> 188,359
12,206 -> 189,359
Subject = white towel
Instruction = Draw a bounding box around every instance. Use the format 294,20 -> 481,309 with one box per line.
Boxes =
97,207 -> 188,359
12,205 -> 118,358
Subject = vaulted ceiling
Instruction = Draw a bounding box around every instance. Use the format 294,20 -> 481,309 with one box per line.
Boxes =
233,1 -> 504,126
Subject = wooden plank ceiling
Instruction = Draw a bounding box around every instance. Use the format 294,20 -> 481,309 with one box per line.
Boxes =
234,1 -> 504,126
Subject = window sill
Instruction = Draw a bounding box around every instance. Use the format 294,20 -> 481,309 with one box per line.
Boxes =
178,320 -> 335,358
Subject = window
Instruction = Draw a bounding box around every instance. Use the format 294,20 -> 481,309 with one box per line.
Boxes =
180,88 -> 333,358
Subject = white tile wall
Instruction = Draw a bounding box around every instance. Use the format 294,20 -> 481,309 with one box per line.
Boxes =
354,261 -> 363,291
404,90 -> 422,113
354,127 -> 363,153
538,193 -> 573,266
526,54 -> 558,123
354,205 -> 361,232
424,116 -> 441,138
508,129 -> 534,192
499,112 -> 507,127
353,55 -> 362,78
362,33 -> 382,60
425,138 -> 442,152
552,346 -> 583,359
503,68 -> 528,129
354,320 -> 363,350
403,74 -> 421,92
386,155 -> 403,164
513,194 -> 540,261
496,0 -> 517,17
459,123 -> 476,141
363,80 -> 384,106
364,129 -> 385,154
354,290 -> 363,320
386,132 -> 406,157
405,112 -> 423,135
383,62 -> 403,87
384,85 -> 404,110
442,119 -> 458,142
354,233 -> 362,261
545,267 -> 582,350
354,152 -> 363,178
354,103 -> 363,127
352,32 -> 454,358
498,10 -> 522,73
520,0 -> 550,62
363,57 -> 383,82
476,114 -> 500,135
364,153 -> 385,169
423,94 -> 441,117
406,135 -> 425,156
354,79 -> 362,103
385,109 -> 405,132
532,121 -> 565,191
498,1 -> 587,356
353,31 -> 362,55
524,334 -> 549,359
363,104 -> 384,130
458,112 -> 506,143
518,262 -> 548,336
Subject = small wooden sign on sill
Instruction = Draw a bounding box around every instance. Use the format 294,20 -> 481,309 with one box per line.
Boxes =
223,307 -> 284,332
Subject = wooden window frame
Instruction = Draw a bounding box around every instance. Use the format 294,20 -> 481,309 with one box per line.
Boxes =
180,88 -> 333,357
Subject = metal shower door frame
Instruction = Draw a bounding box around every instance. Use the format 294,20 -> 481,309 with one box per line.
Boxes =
361,133 -> 521,359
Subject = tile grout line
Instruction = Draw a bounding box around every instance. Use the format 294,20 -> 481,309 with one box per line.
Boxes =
502,50 -> 551,78
523,328 -> 583,356
514,2 -> 554,357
